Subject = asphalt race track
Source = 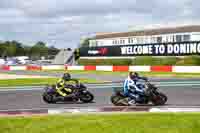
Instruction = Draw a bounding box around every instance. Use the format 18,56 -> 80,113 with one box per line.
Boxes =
0,79 -> 200,110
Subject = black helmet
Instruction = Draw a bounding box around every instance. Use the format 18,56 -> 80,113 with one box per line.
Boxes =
129,72 -> 139,80
134,72 -> 139,77
62,73 -> 71,81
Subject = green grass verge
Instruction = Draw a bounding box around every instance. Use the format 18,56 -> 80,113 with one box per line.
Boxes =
0,113 -> 200,133
38,70 -> 200,78
0,78 -> 102,87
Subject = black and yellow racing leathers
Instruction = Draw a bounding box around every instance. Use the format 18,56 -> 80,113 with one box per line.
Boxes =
55,78 -> 79,97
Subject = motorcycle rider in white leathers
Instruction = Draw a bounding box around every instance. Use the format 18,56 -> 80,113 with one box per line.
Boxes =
123,72 -> 148,104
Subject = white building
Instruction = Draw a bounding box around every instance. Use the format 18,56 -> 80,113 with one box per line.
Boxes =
89,25 -> 200,47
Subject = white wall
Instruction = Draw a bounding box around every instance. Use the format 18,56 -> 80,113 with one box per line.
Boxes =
89,32 -> 200,47
191,33 -> 200,41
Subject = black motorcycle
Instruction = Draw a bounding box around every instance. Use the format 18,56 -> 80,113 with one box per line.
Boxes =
42,83 -> 94,104
110,81 -> 167,106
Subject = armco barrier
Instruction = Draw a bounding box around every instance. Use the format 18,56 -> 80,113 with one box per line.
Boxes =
9,66 -> 27,71
113,66 -> 129,72
1,65 -> 200,73
151,66 -> 172,72
1,65 -> 10,71
172,66 -> 200,73
27,65 -> 41,71
96,66 -> 113,71
129,66 -> 150,72
84,66 -> 96,71
67,66 -> 84,71
41,65 -> 65,70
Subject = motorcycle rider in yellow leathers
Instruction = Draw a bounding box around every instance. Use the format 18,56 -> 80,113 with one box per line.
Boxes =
56,73 -> 79,99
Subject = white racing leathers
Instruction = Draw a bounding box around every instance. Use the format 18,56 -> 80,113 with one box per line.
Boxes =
123,76 -> 145,101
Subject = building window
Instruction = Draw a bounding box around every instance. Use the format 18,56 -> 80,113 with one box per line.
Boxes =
157,37 -> 162,43
96,41 -> 99,46
172,35 -> 176,42
166,36 -> 169,43
113,40 -> 116,44
176,35 -> 182,42
183,35 -> 190,41
131,38 -> 134,44
151,37 -> 157,43
128,38 -> 134,44
120,39 -> 125,44
128,38 -> 131,44
122,39 -> 125,44
112,40 -> 115,44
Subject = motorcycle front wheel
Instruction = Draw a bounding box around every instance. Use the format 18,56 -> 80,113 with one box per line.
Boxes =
152,92 -> 167,106
79,91 -> 94,103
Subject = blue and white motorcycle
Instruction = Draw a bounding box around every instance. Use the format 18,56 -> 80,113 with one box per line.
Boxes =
111,81 -> 167,106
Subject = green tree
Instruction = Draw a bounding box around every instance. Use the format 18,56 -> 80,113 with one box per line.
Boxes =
3,41 -> 17,57
11,40 -> 25,56
23,45 -> 31,57
0,42 -> 5,57
30,41 -> 48,60
0,40 -> 60,59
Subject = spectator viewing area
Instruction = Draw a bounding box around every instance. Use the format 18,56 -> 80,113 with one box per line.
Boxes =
89,25 -> 200,47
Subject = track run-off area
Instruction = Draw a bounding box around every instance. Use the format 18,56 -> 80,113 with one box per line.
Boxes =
0,79 -> 200,110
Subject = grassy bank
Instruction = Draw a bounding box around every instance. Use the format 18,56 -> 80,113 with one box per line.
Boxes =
78,56 -> 200,66
0,113 -> 200,133
0,78 -> 102,87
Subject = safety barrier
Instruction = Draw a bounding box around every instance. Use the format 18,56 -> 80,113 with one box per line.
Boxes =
1,65 -> 200,73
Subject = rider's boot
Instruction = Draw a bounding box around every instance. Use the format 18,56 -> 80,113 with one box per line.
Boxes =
128,96 -> 136,105
128,99 -> 136,105
128,95 -> 142,105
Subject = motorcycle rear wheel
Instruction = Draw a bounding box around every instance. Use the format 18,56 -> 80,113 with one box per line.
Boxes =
43,93 -> 56,104
110,95 -> 128,106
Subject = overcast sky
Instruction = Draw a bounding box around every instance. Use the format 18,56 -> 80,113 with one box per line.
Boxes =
0,0 -> 199,48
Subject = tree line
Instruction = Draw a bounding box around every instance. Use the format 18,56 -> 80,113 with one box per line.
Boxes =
0,41 -> 60,60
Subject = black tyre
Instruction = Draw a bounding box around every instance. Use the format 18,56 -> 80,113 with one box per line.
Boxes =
111,95 -> 120,105
42,93 -> 56,104
110,94 -> 128,106
152,92 -> 167,106
80,92 -> 94,103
